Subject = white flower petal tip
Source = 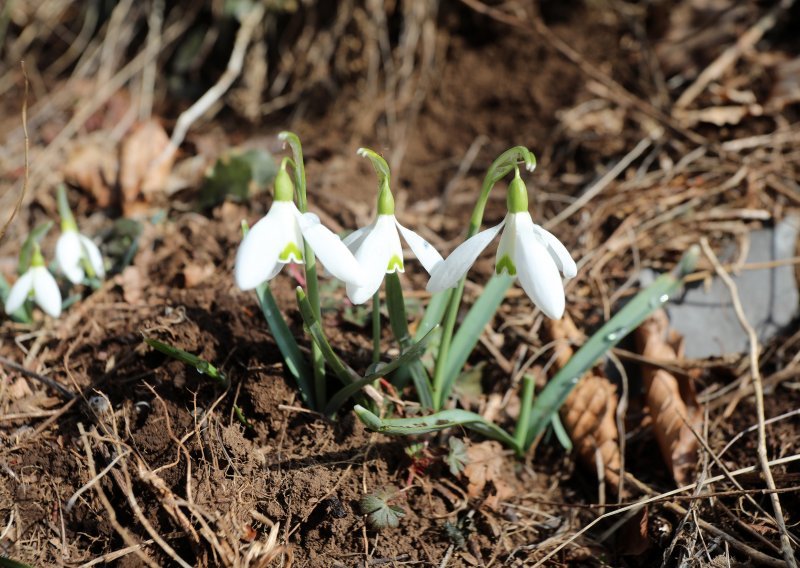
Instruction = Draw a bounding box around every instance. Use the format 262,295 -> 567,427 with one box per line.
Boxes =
32,267 -> 62,318
4,271 -> 34,314
5,267 -> 62,318
525,162 -> 536,173
344,215 -> 400,304
515,218 -> 565,320
234,204 -> 299,290
356,148 -> 369,158
296,212 -> 367,286
395,221 -> 443,274
425,220 -> 506,293
533,225 -> 577,279
56,231 -> 106,284
80,236 -> 106,279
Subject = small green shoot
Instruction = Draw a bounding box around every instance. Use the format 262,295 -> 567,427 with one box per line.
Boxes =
143,337 -> 228,388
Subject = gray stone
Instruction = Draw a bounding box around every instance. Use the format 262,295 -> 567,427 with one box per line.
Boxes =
665,217 -> 799,358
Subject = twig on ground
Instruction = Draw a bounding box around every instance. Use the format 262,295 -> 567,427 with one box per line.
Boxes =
65,448 -> 131,512
529,453 -> 800,567
0,355 -> 76,399
675,0 -> 796,109
155,3 -> 265,167
701,238 -> 797,567
545,137 -> 653,230
0,63 -> 29,244
77,422 -> 159,568
139,0 -> 164,121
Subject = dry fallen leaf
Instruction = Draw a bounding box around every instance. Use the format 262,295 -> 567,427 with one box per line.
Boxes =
183,263 -> 215,288
119,265 -> 144,305
119,119 -> 174,212
462,441 -> 513,509
63,140 -> 118,207
548,316 -> 623,491
635,309 -> 701,486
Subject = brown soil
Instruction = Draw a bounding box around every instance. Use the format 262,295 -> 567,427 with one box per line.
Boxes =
2,1 -> 800,567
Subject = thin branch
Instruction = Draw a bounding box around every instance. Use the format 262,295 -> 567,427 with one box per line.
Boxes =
0,62 -> 29,244
155,3 -> 265,167
701,238 -> 797,568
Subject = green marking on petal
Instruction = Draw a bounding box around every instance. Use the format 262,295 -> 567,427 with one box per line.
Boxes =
279,242 -> 304,263
387,255 -> 404,272
496,255 -> 516,276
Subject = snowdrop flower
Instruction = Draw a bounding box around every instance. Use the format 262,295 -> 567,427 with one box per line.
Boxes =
56,184 -> 105,284
235,168 -> 365,290
56,229 -> 105,284
427,170 -> 576,319
5,245 -> 62,318
343,174 -> 443,305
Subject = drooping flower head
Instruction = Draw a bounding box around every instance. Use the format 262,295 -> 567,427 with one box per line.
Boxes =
55,185 -> 105,285
5,244 -> 62,318
343,149 -> 443,305
235,163 -> 365,290
427,168 -> 576,319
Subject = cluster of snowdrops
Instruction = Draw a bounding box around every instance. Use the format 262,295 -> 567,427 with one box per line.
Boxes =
4,133 -> 588,456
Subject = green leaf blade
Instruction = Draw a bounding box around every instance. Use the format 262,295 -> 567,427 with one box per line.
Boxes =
441,273 -> 513,400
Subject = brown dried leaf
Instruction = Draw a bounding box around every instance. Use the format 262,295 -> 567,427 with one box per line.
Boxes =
563,375 -> 622,489
462,441 -> 513,508
63,141 -> 118,207
119,265 -> 144,305
635,309 -> 701,486
183,263 -> 215,288
547,316 -> 623,491
119,119 -> 174,212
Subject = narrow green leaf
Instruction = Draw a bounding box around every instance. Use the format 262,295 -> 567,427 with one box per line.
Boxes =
441,273 -> 513,400
513,374 -> 535,449
18,221 -> 53,274
143,337 -> 228,388
550,412 -> 572,451
416,289 -> 451,342
233,404 -> 255,430
524,246 -> 700,449
0,556 -> 34,568
242,220 -> 314,407
354,405 -> 520,452
385,272 -> 434,409
324,325 -> 438,416
254,283 -> 315,407
296,287 -> 358,387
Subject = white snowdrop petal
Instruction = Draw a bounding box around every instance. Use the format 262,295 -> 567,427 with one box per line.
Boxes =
342,222 -> 374,252
32,267 -> 62,318
426,219 -> 506,292
495,214 -> 519,273
346,217 -> 395,304
4,271 -> 34,314
515,220 -> 565,320
80,235 -> 106,279
56,231 -> 85,284
395,220 -> 443,274
234,207 -> 287,290
296,212 -> 366,285
534,225 -> 577,279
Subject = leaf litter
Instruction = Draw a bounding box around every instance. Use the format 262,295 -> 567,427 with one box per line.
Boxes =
1,1 -> 800,566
